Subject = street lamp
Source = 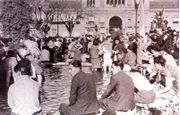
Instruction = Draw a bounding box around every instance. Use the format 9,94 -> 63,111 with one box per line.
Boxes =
134,0 -> 140,36
56,8 -> 60,37
94,24 -> 98,36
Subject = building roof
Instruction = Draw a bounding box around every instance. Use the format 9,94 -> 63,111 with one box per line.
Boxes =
150,0 -> 179,9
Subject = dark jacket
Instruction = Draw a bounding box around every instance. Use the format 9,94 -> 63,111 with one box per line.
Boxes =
69,71 -> 99,115
101,71 -> 135,111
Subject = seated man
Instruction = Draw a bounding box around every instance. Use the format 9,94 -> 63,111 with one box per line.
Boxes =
98,61 -> 135,112
8,59 -> 41,115
123,64 -> 156,104
59,60 -> 99,115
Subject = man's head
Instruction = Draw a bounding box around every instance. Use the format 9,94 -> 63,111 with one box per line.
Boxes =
154,55 -> 166,69
69,60 -> 82,76
106,35 -> 111,41
112,61 -> 122,75
14,58 -> 32,76
114,39 -> 120,44
16,44 -> 30,58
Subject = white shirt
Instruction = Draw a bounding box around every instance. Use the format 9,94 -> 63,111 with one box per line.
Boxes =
163,53 -> 177,67
40,49 -> 50,61
8,76 -> 41,115
126,72 -> 153,91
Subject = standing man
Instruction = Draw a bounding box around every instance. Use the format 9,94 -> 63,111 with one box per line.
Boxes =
59,60 -> 99,115
99,61 -> 135,112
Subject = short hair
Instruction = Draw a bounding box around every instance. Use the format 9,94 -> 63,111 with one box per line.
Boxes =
127,45 -> 134,52
93,39 -> 99,45
112,61 -> 123,69
6,50 -> 16,58
70,60 -> 82,68
14,58 -> 32,76
154,55 -> 166,66
106,35 -> 111,40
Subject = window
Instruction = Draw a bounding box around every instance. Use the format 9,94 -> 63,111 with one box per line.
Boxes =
111,0 -> 113,5
122,0 -> 125,4
118,0 -> 121,4
106,0 -> 125,7
87,0 -> 95,7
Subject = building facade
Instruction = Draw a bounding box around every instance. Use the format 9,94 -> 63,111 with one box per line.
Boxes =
49,0 -> 179,37
0,0 -> 178,37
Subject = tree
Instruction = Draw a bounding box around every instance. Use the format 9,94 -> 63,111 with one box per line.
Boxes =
50,0 -> 83,37
0,0 -> 33,43
28,0 -> 83,37
30,0 -> 54,37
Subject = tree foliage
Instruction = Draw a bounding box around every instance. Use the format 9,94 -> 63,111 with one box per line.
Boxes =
29,0 -> 54,37
49,0 -> 82,36
0,0 -> 33,43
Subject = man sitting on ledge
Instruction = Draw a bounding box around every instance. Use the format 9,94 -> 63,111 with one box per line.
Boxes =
59,60 -> 99,115
98,61 -> 135,113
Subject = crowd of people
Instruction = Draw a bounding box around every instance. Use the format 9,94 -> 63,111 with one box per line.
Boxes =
0,17 -> 179,115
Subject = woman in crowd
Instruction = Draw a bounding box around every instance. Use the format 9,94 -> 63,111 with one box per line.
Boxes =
5,45 -> 30,88
146,55 -> 178,113
153,55 -> 178,91
90,38 -> 102,71
40,46 -> 50,63
25,53 -> 43,85
123,64 -> 156,104
112,38 -> 126,63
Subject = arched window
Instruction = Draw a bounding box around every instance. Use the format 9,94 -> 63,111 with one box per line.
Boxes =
111,0 -> 113,5
89,0 -> 92,7
93,0 -> 95,7
113,0 -> 117,7
114,0 -> 117,5
87,0 -> 95,7
122,0 -> 125,4
87,0 -> 89,7
118,0 -> 121,4
107,0 -> 110,4
106,0 -> 124,6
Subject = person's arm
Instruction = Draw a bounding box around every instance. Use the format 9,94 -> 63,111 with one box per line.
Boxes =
8,85 -> 15,108
101,76 -> 117,99
69,76 -> 79,106
30,64 -> 36,79
156,77 -> 174,98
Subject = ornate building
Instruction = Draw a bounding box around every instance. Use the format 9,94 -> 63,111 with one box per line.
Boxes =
48,0 -> 178,37
0,0 -> 178,37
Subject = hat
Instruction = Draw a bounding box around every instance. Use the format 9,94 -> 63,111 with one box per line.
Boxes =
70,60 -> 82,68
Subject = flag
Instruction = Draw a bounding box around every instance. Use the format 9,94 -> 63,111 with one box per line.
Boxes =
139,0 -> 145,37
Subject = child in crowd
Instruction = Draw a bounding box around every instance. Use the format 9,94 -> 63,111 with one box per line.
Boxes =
99,35 -> 113,72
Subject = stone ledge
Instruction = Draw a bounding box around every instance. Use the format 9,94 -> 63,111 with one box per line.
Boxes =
49,62 -> 92,67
